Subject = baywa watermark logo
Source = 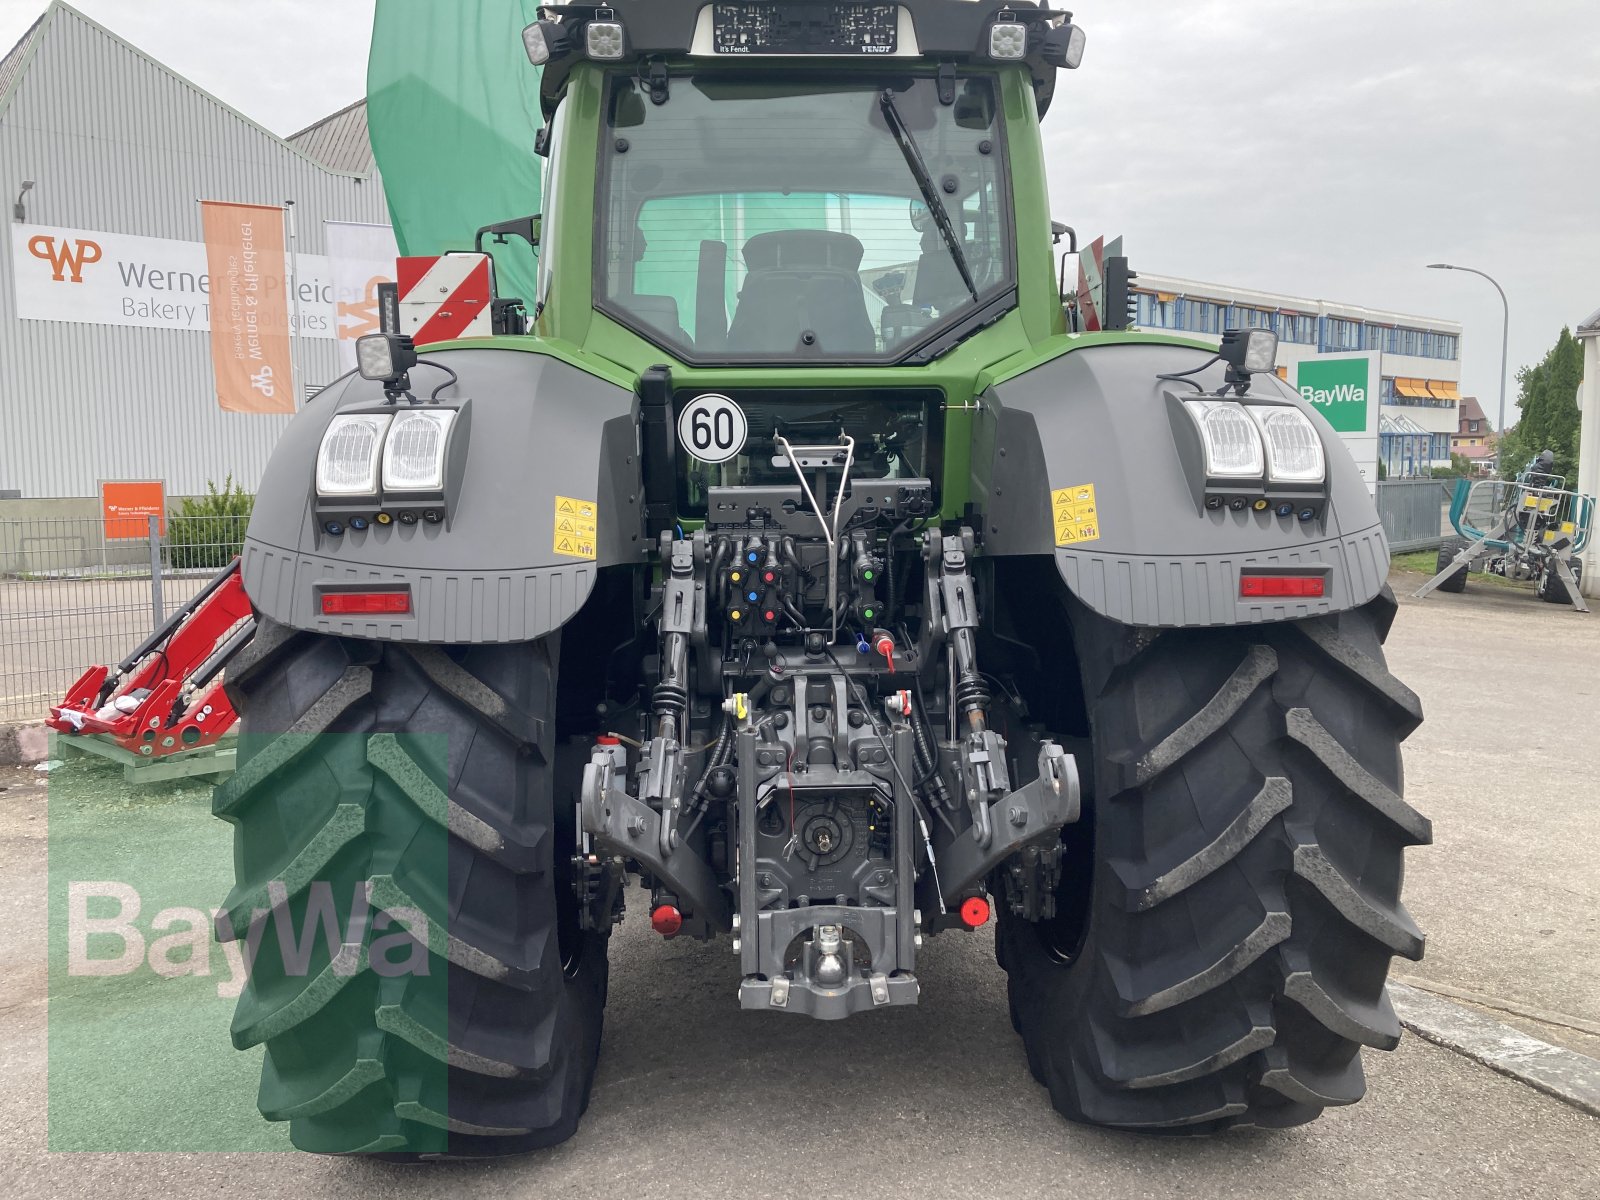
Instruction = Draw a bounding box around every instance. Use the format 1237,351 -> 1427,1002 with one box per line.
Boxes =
28,234 -> 103,283
66,879 -> 431,998
48,731 -> 448,1151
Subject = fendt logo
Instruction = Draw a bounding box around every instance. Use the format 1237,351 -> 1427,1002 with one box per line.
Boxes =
28,234 -> 103,283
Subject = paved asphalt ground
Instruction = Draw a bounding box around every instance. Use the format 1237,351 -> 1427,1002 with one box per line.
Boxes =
0,567 -> 1596,1198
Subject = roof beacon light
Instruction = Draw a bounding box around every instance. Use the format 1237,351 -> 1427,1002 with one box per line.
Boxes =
988,16 -> 1028,60
586,16 -> 625,60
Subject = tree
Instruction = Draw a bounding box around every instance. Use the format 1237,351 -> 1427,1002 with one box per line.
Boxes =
1496,328 -> 1584,480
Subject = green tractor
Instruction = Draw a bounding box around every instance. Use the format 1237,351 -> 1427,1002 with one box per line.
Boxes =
218,0 -> 1429,1156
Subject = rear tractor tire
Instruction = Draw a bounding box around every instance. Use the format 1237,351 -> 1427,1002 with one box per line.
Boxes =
214,619 -> 607,1158
1434,538 -> 1469,593
997,589 -> 1429,1131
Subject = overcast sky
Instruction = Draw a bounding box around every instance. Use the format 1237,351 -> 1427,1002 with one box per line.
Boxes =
3,0 -> 1597,428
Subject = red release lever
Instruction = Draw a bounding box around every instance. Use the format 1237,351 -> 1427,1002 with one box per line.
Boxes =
650,905 -> 683,937
875,634 -> 895,673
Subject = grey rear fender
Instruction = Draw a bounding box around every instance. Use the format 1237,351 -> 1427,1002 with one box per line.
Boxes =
974,342 -> 1389,627
240,348 -> 640,643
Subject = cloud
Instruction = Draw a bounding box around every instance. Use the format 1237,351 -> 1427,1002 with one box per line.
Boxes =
1049,0 -> 1600,412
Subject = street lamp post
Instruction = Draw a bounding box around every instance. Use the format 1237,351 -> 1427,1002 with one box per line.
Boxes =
1427,263 -> 1510,445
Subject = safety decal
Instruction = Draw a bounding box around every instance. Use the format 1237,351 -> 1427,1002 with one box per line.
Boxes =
553,495 -> 598,560
1052,483 -> 1100,547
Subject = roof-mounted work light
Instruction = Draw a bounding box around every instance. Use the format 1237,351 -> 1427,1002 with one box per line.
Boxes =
1218,328 -> 1279,391
1040,22 -> 1087,69
356,332 -> 419,399
988,13 -> 1029,60
585,10 -> 626,59
522,19 -> 571,66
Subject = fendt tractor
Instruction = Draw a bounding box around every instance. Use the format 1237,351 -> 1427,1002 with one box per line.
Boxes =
215,0 -> 1430,1157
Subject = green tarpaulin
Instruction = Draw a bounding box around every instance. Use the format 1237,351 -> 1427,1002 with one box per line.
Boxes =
366,0 -> 543,303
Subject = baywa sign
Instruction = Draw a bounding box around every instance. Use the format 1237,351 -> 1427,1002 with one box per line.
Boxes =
1297,357 -> 1370,434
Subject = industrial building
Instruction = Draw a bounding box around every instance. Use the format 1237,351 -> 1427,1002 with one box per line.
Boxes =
1133,273 -> 1466,477
0,2 -> 388,499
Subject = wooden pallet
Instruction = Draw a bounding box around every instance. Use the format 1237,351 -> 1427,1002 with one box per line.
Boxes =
55,729 -> 237,784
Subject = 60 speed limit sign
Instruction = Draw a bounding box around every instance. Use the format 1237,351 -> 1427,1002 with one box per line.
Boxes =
676,394 -> 748,464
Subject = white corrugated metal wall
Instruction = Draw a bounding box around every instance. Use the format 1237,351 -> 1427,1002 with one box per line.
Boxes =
0,4 -> 391,497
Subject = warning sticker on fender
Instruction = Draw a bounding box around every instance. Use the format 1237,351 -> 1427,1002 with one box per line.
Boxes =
553,495 -> 598,560
1052,483 -> 1100,547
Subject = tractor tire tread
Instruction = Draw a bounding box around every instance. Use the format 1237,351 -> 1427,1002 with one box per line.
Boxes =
1000,588 -> 1424,1130
217,618 -> 606,1157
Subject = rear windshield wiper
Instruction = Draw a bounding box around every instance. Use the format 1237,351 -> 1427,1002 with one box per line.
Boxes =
877,88 -> 979,304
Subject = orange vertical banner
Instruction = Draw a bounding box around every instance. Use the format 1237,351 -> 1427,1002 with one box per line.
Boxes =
200,201 -> 294,413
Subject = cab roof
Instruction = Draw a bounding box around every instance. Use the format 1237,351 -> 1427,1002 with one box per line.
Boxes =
534,1 -> 1078,118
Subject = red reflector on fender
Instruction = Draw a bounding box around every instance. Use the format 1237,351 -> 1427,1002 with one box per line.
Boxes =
321,590 -> 411,615
1240,574 -> 1326,598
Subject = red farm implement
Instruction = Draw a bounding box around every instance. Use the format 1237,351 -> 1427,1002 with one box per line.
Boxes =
45,560 -> 253,782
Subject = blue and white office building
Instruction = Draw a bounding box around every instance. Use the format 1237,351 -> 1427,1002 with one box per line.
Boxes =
1132,274 -> 1464,476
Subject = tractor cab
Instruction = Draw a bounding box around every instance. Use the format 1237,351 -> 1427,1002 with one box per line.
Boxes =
525,0 -> 1083,366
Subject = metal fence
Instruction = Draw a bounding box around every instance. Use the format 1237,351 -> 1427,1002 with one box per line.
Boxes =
0,486 -> 1463,725
1376,478 -> 1453,555
0,514 -> 248,723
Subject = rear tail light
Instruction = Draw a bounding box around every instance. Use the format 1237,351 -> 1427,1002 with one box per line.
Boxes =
1239,574 -> 1326,598
320,590 -> 411,615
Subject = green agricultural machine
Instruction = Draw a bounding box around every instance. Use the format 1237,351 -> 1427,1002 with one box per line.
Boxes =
1416,450 -> 1594,610
216,0 -> 1429,1156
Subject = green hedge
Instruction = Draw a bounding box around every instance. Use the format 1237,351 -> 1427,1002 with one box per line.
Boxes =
167,477 -> 254,570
